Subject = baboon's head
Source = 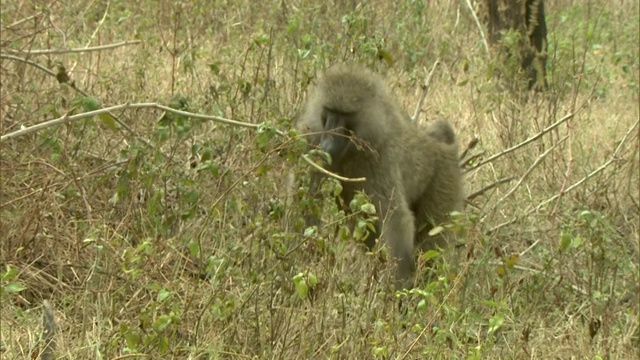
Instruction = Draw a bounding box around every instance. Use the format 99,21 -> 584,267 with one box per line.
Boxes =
311,64 -> 388,163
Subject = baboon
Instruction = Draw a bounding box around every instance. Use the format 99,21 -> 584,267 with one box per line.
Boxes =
297,64 -> 464,289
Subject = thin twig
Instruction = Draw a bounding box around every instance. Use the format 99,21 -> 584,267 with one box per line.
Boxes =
6,12 -> 43,28
411,59 -> 440,122
466,176 -> 517,201
459,136 -> 479,162
463,0 -> 490,56
3,40 -> 141,55
0,53 -> 160,153
0,53 -> 55,76
499,137 -> 566,205
85,2 -> 110,48
460,151 -> 486,169
487,260 -> 587,296
483,135 -> 568,221
301,154 -> 366,183
465,112 -> 574,173
532,119 -> 638,213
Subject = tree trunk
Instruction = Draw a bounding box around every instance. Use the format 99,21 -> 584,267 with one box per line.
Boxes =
480,0 -> 548,91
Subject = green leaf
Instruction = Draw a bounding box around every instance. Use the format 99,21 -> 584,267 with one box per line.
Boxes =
153,314 -> 172,331
208,62 -> 221,75
195,161 -> 219,177
4,281 -> 27,294
307,272 -> 318,287
81,96 -> 102,112
98,113 -> 117,130
353,220 -> 367,241
304,226 -> 317,237
572,235 -> 584,248
1,266 -> 19,281
422,250 -> 439,261
360,203 -> 376,215
158,336 -> 169,353
428,226 -> 445,237
188,240 -> 200,258
124,329 -> 142,350
294,278 -> 308,299
168,95 -> 189,110
488,313 -> 504,335
158,289 -> 172,302
376,48 -> 394,66
559,230 -> 572,251
338,226 -> 350,240
253,33 -> 269,46
503,254 -> 519,268
372,347 -> 389,357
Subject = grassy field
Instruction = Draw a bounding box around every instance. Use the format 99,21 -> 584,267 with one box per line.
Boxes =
1,0 -> 638,358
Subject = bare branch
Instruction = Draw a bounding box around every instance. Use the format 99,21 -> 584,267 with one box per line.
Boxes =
483,135 -> 568,222
0,54 -> 161,153
488,119 -> 639,235
411,59 -> 440,122
6,12 -> 43,28
3,40 -> 142,55
459,136 -> 480,165
461,151 -> 486,169
41,300 -> 56,360
532,119 -> 638,213
466,176 -> 517,201
465,112 -> 574,173
301,154 -> 366,183
0,102 -> 279,142
463,0 -> 490,56
0,53 -> 56,76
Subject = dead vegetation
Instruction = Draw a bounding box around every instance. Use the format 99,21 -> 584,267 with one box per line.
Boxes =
0,1 -> 638,358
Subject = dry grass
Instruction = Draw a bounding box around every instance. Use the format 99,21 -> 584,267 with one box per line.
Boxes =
1,0 -> 638,359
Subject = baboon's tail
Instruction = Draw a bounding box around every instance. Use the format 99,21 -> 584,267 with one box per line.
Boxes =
426,118 -> 457,145
41,300 -> 56,360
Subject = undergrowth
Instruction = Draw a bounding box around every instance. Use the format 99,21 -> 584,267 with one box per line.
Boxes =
0,1 -> 638,359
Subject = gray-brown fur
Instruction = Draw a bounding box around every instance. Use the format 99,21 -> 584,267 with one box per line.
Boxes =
297,64 -> 464,289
